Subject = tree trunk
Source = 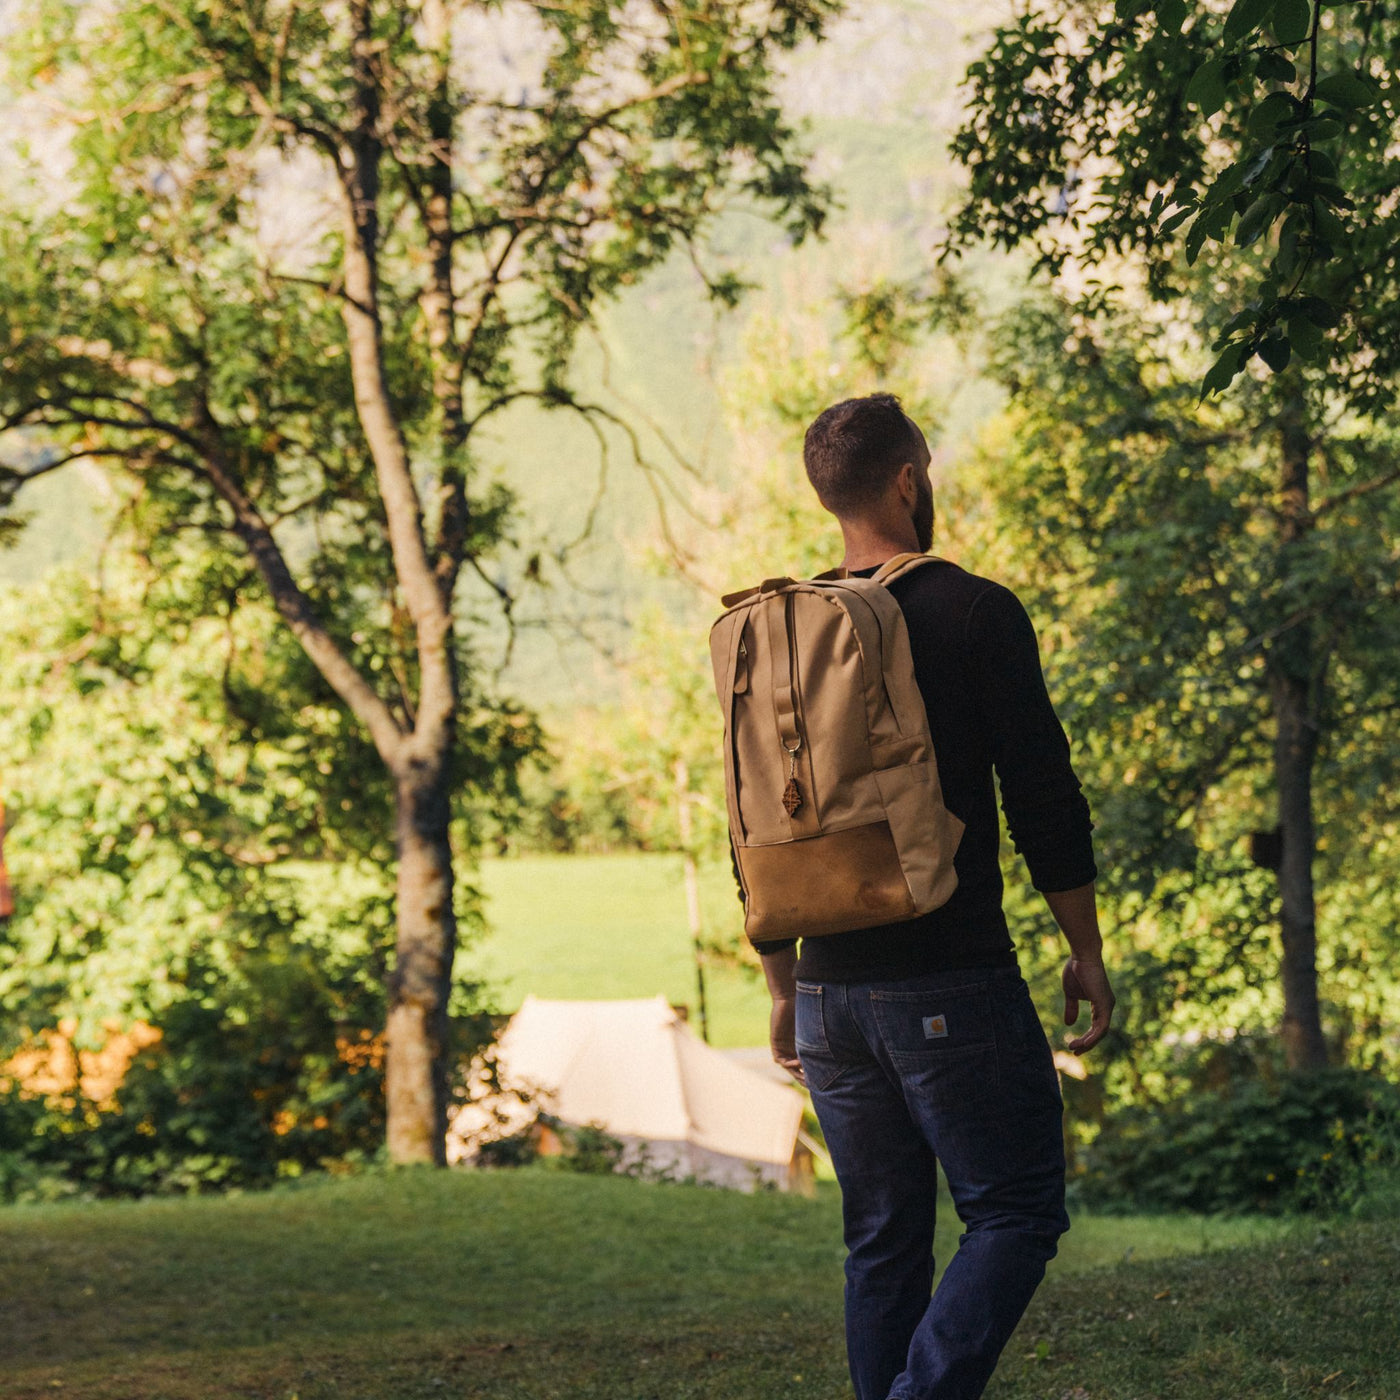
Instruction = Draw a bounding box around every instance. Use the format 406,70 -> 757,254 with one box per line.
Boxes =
1269,404 -> 1328,1070
1270,667 -> 1327,1069
386,759 -> 458,1164
336,0 -> 461,1163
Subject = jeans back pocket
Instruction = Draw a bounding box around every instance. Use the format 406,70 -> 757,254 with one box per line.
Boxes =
795,983 -> 850,1092
870,982 -> 1000,1105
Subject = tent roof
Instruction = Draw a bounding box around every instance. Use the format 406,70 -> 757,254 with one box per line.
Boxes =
471,995 -> 803,1167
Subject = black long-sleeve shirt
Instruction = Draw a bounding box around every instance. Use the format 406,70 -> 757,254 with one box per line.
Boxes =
757,559 -> 1097,982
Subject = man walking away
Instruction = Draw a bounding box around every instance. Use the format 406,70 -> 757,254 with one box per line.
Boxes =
759,393 -> 1115,1400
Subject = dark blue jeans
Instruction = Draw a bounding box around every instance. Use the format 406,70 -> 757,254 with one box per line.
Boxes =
796,965 -> 1069,1400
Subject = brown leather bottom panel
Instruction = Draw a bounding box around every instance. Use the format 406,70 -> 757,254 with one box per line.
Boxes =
740,821 -> 916,943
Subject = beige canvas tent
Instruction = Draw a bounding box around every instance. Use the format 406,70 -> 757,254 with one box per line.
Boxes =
448,995 -> 812,1191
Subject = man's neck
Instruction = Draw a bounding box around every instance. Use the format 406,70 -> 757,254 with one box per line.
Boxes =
840,527 -> 921,573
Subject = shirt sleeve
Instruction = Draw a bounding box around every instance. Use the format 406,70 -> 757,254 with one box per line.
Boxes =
965,584 -> 1098,893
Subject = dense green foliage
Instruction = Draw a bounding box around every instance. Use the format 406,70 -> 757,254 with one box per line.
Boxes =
944,0 -> 1400,1078
1079,1067 -> 1400,1215
951,0 -> 1400,400
0,537 -> 522,1196
2,1 -> 1396,1196
0,0 -> 841,1161
945,292 -> 1400,1081
0,995 -> 382,1201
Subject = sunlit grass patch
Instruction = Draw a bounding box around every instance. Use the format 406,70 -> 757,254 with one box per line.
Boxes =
470,853 -> 769,1047
6,1168 -> 1391,1399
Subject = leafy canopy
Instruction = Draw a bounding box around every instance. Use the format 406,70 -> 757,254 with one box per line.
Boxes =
948,0 -> 1400,402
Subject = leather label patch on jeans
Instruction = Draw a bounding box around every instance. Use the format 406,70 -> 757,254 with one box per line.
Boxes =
921,1014 -> 948,1039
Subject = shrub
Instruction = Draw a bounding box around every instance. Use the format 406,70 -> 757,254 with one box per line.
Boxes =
550,1121 -> 629,1175
474,1129 -> 541,1169
0,986 -> 390,1201
1077,1068 -> 1400,1215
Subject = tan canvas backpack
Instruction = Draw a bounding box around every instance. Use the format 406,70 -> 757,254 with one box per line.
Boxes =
710,553 -> 965,946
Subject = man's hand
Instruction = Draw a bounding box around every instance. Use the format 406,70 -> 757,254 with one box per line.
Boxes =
759,944 -> 807,1085
769,993 -> 806,1085
1061,956 -> 1114,1053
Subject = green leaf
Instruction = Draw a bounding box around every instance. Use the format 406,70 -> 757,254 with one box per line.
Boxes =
1160,204 -> 1196,234
1156,0 -> 1189,32
1272,0 -> 1312,45
1294,295 -> 1341,327
1201,341 -> 1247,397
1306,149 -> 1340,181
1314,71 -> 1380,109
1286,317 -> 1325,360
1206,199 -> 1237,236
1216,306 -> 1261,342
1247,91 -> 1298,137
1187,56 -> 1229,116
1258,51 -> 1297,82
1257,335 -> 1292,370
1310,180 -> 1353,208
1224,0 -> 1276,46
1185,213 -> 1213,264
1208,157 -> 1251,204
1236,194 -> 1281,247
1295,115 -> 1347,144
1276,213 -> 1303,277
1241,145 -> 1282,189
1312,198 -> 1347,246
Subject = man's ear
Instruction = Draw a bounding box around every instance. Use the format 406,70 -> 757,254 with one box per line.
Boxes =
895,461 -> 918,507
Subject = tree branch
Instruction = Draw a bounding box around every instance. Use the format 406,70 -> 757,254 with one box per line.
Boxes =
520,69 -> 713,208
195,435 -> 407,763
1313,465 -> 1400,519
0,447 -> 117,488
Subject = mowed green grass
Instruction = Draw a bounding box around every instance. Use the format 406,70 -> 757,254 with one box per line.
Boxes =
6,1168 -> 1391,1400
468,853 -> 772,1047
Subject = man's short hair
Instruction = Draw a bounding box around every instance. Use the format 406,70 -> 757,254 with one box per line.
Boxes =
803,393 -> 922,516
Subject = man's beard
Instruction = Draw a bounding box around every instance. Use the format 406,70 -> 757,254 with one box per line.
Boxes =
913,485 -> 934,553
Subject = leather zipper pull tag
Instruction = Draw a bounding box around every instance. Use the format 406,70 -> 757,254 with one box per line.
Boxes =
782,743 -> 803,817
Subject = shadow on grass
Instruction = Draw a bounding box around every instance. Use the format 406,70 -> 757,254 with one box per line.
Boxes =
4,1321 -> 850,1400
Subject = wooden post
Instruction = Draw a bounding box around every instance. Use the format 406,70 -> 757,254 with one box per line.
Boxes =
674,760 -> 710,1043
0,797 -> 13,920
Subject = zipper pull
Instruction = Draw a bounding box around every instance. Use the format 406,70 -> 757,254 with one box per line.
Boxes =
782,742 -> 803,817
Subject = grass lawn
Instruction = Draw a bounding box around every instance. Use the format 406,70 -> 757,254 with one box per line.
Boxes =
6,1168 -> 1394,1400
468,853 -> 771,1047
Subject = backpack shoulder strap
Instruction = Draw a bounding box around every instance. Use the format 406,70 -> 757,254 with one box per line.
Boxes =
720,576 -> 798,609
871,553 -> 943,588
720,557 -> 942,608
